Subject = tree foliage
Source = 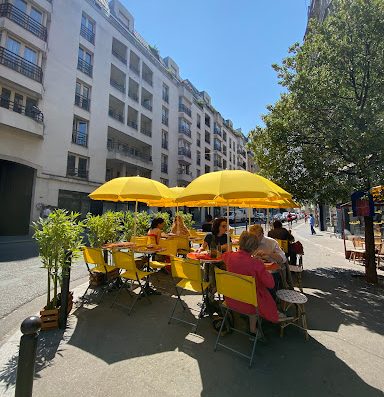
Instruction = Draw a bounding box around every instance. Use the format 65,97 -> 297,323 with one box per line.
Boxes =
249,0 -> 384,203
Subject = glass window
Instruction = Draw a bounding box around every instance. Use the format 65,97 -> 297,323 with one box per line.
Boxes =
14,0 -> 27,13
24,47 -> 37,64
13,93 -> 23,113
6,37 -> 21,55
30,7 -> 43,24
78,120 -> 87,134
78,157 -> 87,172
0,88 -> 11,108
82,13 -> 94,32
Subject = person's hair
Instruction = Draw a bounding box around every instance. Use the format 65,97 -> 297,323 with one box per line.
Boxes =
239,231 -> 259,253
150,217 -> 164,229
273,220 -> 282,229
212,217 -> 227,236
249,224 -> 264,236
205,214 -> 213,222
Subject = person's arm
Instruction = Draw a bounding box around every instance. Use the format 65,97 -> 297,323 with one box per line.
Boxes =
198,234 -> 211,252
272,241 -> 287,264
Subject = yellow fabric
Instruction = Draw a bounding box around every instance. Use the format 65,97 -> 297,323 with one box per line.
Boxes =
215,268 -> 257,306
130,236 -> 149,246
120,269 -> 152,280
171,257 -> 202,282
91,264 -> 117,273
276,239 -> 289,254
148,239 -> 178,268
83,247 -> 106,266
112,251 -> 137,271
173,236 -> 190,252
89,176 -> 174,202
176,279 -> 210,292
175,170 -> 292,204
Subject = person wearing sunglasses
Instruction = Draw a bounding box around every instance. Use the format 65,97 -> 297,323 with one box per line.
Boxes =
198,217 -> 231,253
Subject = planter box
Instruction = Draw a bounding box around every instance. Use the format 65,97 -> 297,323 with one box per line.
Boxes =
89,268 -> 120,286
40,291 -> 74,331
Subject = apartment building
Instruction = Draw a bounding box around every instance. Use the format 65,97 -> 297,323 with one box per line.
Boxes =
0,0 -> 255,235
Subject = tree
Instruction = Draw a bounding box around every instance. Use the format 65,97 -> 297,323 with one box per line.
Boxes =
249,0 -> 384,283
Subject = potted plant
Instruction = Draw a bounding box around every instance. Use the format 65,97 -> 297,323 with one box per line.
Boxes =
32,209 -> 84,330
85,211 -> 123,248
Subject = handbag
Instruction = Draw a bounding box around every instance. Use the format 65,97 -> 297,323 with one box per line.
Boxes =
290,241 -> 304,255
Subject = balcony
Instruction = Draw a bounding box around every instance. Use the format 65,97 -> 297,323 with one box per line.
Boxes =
162,94 -> 169,103
178,147 -> 191,158
0,46 -> 42,82
66,167 -> 88,179
177,169 -> 193,183
129,63 -> 140,75
214,126 -> 222,136
142,73 -> 153,86
77,57 -> 93,77
110,78 -> 125,93
75,94 -> 90,111
0,3 -> 47,41
161,139 -> 168,150
142,100 -> 152,111
179,103 -> 191,117
108,108 -> 124,123
0,96 -> 43,122
72,130 -> 88,147
112,49 -> 127,65
80,24 -> 95,44
140,126 -> 152,137
128,90 -> 138,102
107,142 -> 152,165
162,115 -> 168,126
178,125 -> 191,138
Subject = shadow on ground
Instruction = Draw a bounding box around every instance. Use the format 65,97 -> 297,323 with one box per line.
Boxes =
0,241 -> 38,262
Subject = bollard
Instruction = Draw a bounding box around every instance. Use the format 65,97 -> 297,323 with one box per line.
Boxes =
59,250 -> 72,329
15,316 -> 42,397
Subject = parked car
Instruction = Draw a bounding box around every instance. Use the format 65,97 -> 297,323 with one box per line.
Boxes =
224,209 -> 246,222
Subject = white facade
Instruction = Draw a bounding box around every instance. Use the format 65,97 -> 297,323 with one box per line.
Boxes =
0,0 -> 255,235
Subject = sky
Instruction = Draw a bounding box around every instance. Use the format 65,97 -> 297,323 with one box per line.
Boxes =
121,0 -> 309,135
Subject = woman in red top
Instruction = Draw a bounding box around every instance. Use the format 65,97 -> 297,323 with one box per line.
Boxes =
222,231 -> 278,332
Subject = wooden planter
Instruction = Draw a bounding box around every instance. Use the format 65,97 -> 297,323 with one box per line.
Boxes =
89,268 -> 120,286
40,291 -> 74,331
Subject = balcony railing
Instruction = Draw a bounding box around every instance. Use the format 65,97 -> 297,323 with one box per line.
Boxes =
129,63 -> 140,75
80,24 -> 95,44
162,115 -> 168,126
0,96 -> 44,122
72,129 -> 88,147
108,142 -> 151,162
74,94 -> 90,111
140,126 -> 152,137
179,104 -> 191,117
142,101 -> 152,111
161,139 -> 168,150
178,147 -> 191,158
161,164 -> 168,173
178,125 -> 191,138
128,90 -> 138,102
162,94 -> 169,103
110,78 -> 125,93
112,49 -> 127,64
0,3 -> 47,41
214,144 -> 222,151
77,57 -> 93,77
214,160 -> 223,168
67,167 -> 88,179
108,108 -> 124,123
177,169 -> 192,177
127,120 -> 138,130
214,126 -> 222,136
0,46 -> 42,82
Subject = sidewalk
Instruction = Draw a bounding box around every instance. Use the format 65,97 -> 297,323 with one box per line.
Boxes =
0,223 -> 383,396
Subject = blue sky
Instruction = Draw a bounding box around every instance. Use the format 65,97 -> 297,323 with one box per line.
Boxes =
121,0 -> 309,135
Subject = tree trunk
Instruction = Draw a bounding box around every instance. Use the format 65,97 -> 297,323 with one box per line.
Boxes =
364,215 -> 378,284
318,203 -> 326,231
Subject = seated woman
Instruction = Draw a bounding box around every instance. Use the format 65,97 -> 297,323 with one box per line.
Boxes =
147,217 -> 167,245
199,217 -> 231,253
170,215 -> 190,237
222,231 -> 279,332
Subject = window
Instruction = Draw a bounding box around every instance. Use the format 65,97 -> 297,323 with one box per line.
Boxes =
13,93 -> 23,113
196,169 -> 201,177
205,130 -> 210,144
78,47 -> 93,76
30,7 -> 43,24
197,151 -> 201,166
15,0 -> 27,13
162,106 -> 169,126
81,13 -> 95,33
67,153 -> 88,179
197,114 -> 201,129
24,47 -> 37,64
223,130 -> 227,141
119,11 -> 130,28
78,47 -> 91,64
0,88 -> 11,109
162,83 -> 169,103
75,81 -> 90,111
6,37 -> 20,54
205,147 -> 210,161
161,154 -> 168,174
161,130 -> 168,150
72,117 -> 88,147
197,132 -> 201,147
160,178 -> 169,186
81,13 -> 95,44
205,165 -> 210,173
205,114 -> 210,127
142,62 -> 153,86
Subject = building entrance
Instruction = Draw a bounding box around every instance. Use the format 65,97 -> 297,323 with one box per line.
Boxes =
0,160 -> 35,236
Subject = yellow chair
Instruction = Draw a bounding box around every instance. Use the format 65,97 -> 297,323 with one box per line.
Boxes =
149,239 -> 178,269
189,229 -> 199,237
168,257 -> 210,333
81,247 -> 117,303
174,235 -> 191,256
130,235 -> 150,246
275,239 -> 289,254
214,267 -> 261,367
111,251 -> 154,314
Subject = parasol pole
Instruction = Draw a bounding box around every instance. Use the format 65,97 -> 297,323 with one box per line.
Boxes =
227,202 -> 230,251
133,200 -> 138,237
247,208 -> 251,231
266,208 -> 270,233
